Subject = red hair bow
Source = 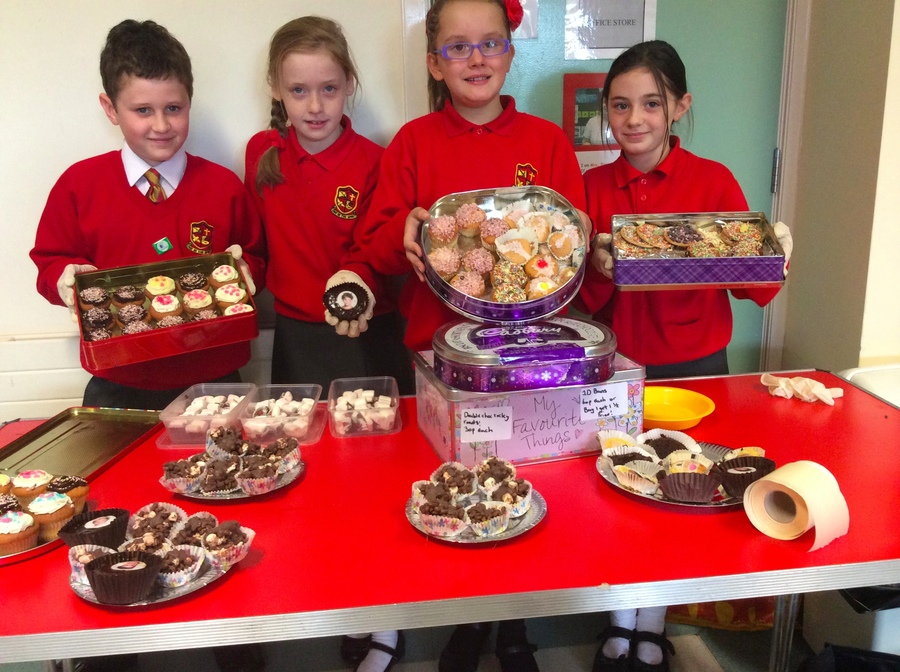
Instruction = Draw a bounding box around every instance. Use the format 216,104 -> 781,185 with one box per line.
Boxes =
266,128 -> 287,150
505,0 -> 524,31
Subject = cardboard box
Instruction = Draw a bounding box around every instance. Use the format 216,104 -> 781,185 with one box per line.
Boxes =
612,211 -> 785,291
415,350 -> 645,467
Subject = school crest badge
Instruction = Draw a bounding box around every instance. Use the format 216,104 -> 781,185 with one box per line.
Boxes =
332,185 -> 360,220
186,221 -> 214,254
515,163 -> 537,186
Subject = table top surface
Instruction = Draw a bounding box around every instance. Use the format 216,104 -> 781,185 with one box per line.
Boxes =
3,370 -> 900,662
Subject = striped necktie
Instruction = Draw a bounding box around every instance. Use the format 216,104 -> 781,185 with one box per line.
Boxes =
145,168 -> 167,203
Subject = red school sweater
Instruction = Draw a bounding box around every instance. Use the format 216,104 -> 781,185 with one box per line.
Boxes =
244,118 -> 390,322
342,97 -> 587,353
580,137 -> 781,367
30,151 -> 266,388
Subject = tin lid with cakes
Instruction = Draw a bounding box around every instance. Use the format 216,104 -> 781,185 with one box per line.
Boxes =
432,316 -> 616,392
420,186 -> 588,324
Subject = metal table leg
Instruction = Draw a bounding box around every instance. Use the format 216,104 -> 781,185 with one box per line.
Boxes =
769,593 -> 801,672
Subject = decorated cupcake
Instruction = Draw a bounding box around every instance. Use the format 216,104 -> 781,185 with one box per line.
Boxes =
428,246 -> 462,280
0,511 -> 39,555
0,493 -> 22,514
158,545 -> 206,588
160,454 -> 208,494
417,500 -> 467,538
86,327 -> 114,341
411,480 -> 455,509
475,457 -> 516,494
111,285 -> 145,309
519,212 -> 552,243
430,462 -> 476,499
82,307 -> 114,331
479,217 -> 509,251
461,247 -> 494,280
209,264 -> 240,289
223,303 -> 255,316
261,436 -> 301,473
85,550 -> 163,605
192,309 -> 219,321
177,271 -> 209,293
58,508 -> 129,549
0,474 -> 10,496
122,320 -> 154,335
236,455 -> 280,495
449,270 -> 486,298
78,286 -> 110,311
144,275 -> 176,298
21,491 -> 73,541
198,456 -> 242,495
428,215 -> 459,248
491,284 -> 527,303
490,260 -> 528,288
495,228 -> 537,266
11,469 -> 53,507
455,203 -> 486,238
525,277 -> 559,300
115,303 -> 150,329
157,315 -> 186,328
491,478 -> 532,517
182,289 -> 214,316
215,283 -> 248,310
46,476 -> 89,515
548,231 -> 573,260
171,512 -> 218,547
202,520 -> 255,569
128,502 -> 187,541
149,293 -> 183,321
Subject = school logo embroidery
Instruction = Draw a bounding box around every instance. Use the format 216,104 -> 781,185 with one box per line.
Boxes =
515,163 -> 537,186
186,221 -> 214,255
332,185 -> 360,220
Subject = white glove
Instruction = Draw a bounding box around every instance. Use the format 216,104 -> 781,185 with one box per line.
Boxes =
57,263 -> 97,322
226,244 -> 256,295
590,233 -> 614,280
323,270 -> 375,338
772,222 -> 793,275
761,374 -> 843,406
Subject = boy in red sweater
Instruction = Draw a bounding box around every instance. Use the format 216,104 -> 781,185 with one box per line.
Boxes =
30,19 -> 265,411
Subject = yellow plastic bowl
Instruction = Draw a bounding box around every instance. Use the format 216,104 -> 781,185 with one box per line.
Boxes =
642,386 -> 715,431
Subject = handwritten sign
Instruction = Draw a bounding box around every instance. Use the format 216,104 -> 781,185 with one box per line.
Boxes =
461,408 -> 513,442
580,382 -> 629,421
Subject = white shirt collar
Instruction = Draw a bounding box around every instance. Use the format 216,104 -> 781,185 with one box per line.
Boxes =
121,143 -> 187,194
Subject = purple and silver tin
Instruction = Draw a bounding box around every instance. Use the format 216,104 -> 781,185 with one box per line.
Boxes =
432,317 -> 617,393
421,186 -> 587,324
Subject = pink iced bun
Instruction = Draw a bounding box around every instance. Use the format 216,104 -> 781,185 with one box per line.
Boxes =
480,218 -> 509,250
455,203 -> 486,237
223,303 -> 255,316
449,271 -> 486,298
428,246 -> 462,280
461,247 -> 494,277
429,215 -> 459,247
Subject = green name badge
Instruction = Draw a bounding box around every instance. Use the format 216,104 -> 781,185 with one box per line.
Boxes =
153,237 -> 173,254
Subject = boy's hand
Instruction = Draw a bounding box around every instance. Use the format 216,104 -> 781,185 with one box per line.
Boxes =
590,233 -> 614,280
57,263 -> 97,322
226,244 -> 256,295
323,271 -> 375,338
403,208 -> 431,282
772,222 -> 793,275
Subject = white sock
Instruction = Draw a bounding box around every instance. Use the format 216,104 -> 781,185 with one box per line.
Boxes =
346,632 -> 369,639
356,630 -> 398,672
635,606 -> 667,665
602,609 -> 636,659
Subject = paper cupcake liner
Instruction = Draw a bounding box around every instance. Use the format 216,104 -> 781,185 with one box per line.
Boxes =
465,501 -> 511,537
418,510 -> 467,537
119,537 -> 173,557
621,459 -> 664,480
236,471 -> 279,496
172,512 -> 219,546
411,480 -> 432,508
723,446 -> 767,460
85,551 -> 163,605
277,446 -> 301,474
636,428 -> 702,457
658,471 -> 723,503
157,545 -> 207,588
127,503 -> 187,541
68,544 -> 115,585
492,479 -> 533,518
204,526 -> 255,570
597,430 -> 639,451
474,458 -> 516,496
158,473 -> 202,494
0,524 -> 39,555
602,444 -> 658,467
430,462 -> 477,499
37,512 -> 75,543
205,441 -> 237,461
612,464 -> 660,495
58,508 -> 129,549
662,451 -> 715,474
714,456 -> 776,499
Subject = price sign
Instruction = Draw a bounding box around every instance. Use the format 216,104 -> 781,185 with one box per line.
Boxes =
580,382 -> 629,421
461,408 -> 513,442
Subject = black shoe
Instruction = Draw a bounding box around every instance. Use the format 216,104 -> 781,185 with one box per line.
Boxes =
630,630 -> 675,672
356,631 -> 405,672
212,643 -> 266,672
592,626 -> 633,672
340,635 -> 372,665
74,654 -> 139,672
439,622 -> 492,672
495,619 -> 539,672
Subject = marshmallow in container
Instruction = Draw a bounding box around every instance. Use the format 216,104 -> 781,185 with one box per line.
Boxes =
331,388 -> 396,435
244,391 -> 317,440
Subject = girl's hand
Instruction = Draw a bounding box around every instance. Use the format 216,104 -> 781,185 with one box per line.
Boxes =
590,233 -> 614,280
403,207 -> 431,282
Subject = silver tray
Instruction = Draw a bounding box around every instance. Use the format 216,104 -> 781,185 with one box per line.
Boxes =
70,551 -> 227,607
596,442 -> 742,510
165,461 -> 305,501
406,490 -> 547,543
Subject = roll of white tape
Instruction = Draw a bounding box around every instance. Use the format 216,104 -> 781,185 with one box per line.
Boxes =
743,460 -> 849,551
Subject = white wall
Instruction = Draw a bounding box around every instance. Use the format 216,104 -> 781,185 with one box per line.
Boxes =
0,0 -> 423,421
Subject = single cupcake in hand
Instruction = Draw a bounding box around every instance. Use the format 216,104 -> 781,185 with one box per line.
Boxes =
177,271 -> 209,293
47,475 -> 89,515
214,283 -> 248,310
209,264 -> 240,289
323,282 -> 368,322
144,275 -> 176,299
78,286 -> 110,311
149,293 -> 183,321
111,285 -> 145,309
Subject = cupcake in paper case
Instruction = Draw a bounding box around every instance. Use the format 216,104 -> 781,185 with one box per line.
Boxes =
119,530 -> 173,556
712,456 -> 776,499
157,545 -> 207,588
0,474 -> 10,496
198,456 -> 243,495
27,491 -> 75,542
417,500 -> 467,538
46,476 -> 90,515
611,462 -> 660,496
262,437 -> 301,474
636,429 -> 701,459
722,446 -> 767,460
662,451 -> 715,475
465,501 -> 511,538
58,508 -> 129,549
127,502 -> 187,541
597,430 -> 639,451
491,478 -> 532,517
602,444 -> 658,467
68,544 -> 114,585
206,426 -> 245,460
85,551 -> 163,605
171,512 -> 218,547
202,521 -> 255,569
474,457 -> 516,495
0,511 -> 39,555
658,471 -> 723,503
236,455 -> 280,495
430,462 -> 477,499
11,469 -> 54,507
160,453 -> 208,494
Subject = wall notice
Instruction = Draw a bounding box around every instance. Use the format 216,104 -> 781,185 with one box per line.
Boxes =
580,381 -> 629,421
565,0 -> 657,60
461,408 -> 513,442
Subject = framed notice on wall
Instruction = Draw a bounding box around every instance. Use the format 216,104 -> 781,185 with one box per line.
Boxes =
565,0 -> 657,60
563,73 -> 620,172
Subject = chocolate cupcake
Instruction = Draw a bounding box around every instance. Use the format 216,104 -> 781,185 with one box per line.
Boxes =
82,307 -> 113,330
122,320 -> 154,335
0,493 -> 22,514
178,271 -> 209,293
202,520 -> 255,568
417,500 -> 467,537
115,303 -> 149,328
111,285 -> 145,308
236,455 -> 279,495
58,508 -> 129,549
464,501 -> 510,537
658,471 -> 723,503
192,309 -> 219,321
171,512 -> 218,547
160,454 -> 208,494
85,551 -> 162,605
199,457 -> 242,495
157,315 -> 185,328
491,478 -> 533,517
158,545 -> 206,588
323,282 -> 369,322
430,462 -> 476,499
78,286 -> 110,311
86,327 -> 113,341
475,457 -> 516,493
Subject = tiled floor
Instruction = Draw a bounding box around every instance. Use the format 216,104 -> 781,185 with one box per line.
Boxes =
1,615 -> 816,671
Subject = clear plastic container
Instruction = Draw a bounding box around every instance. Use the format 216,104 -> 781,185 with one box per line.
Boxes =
159,383 -> 255,445
327,377 -> 401,437
240,384 -> 324,444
